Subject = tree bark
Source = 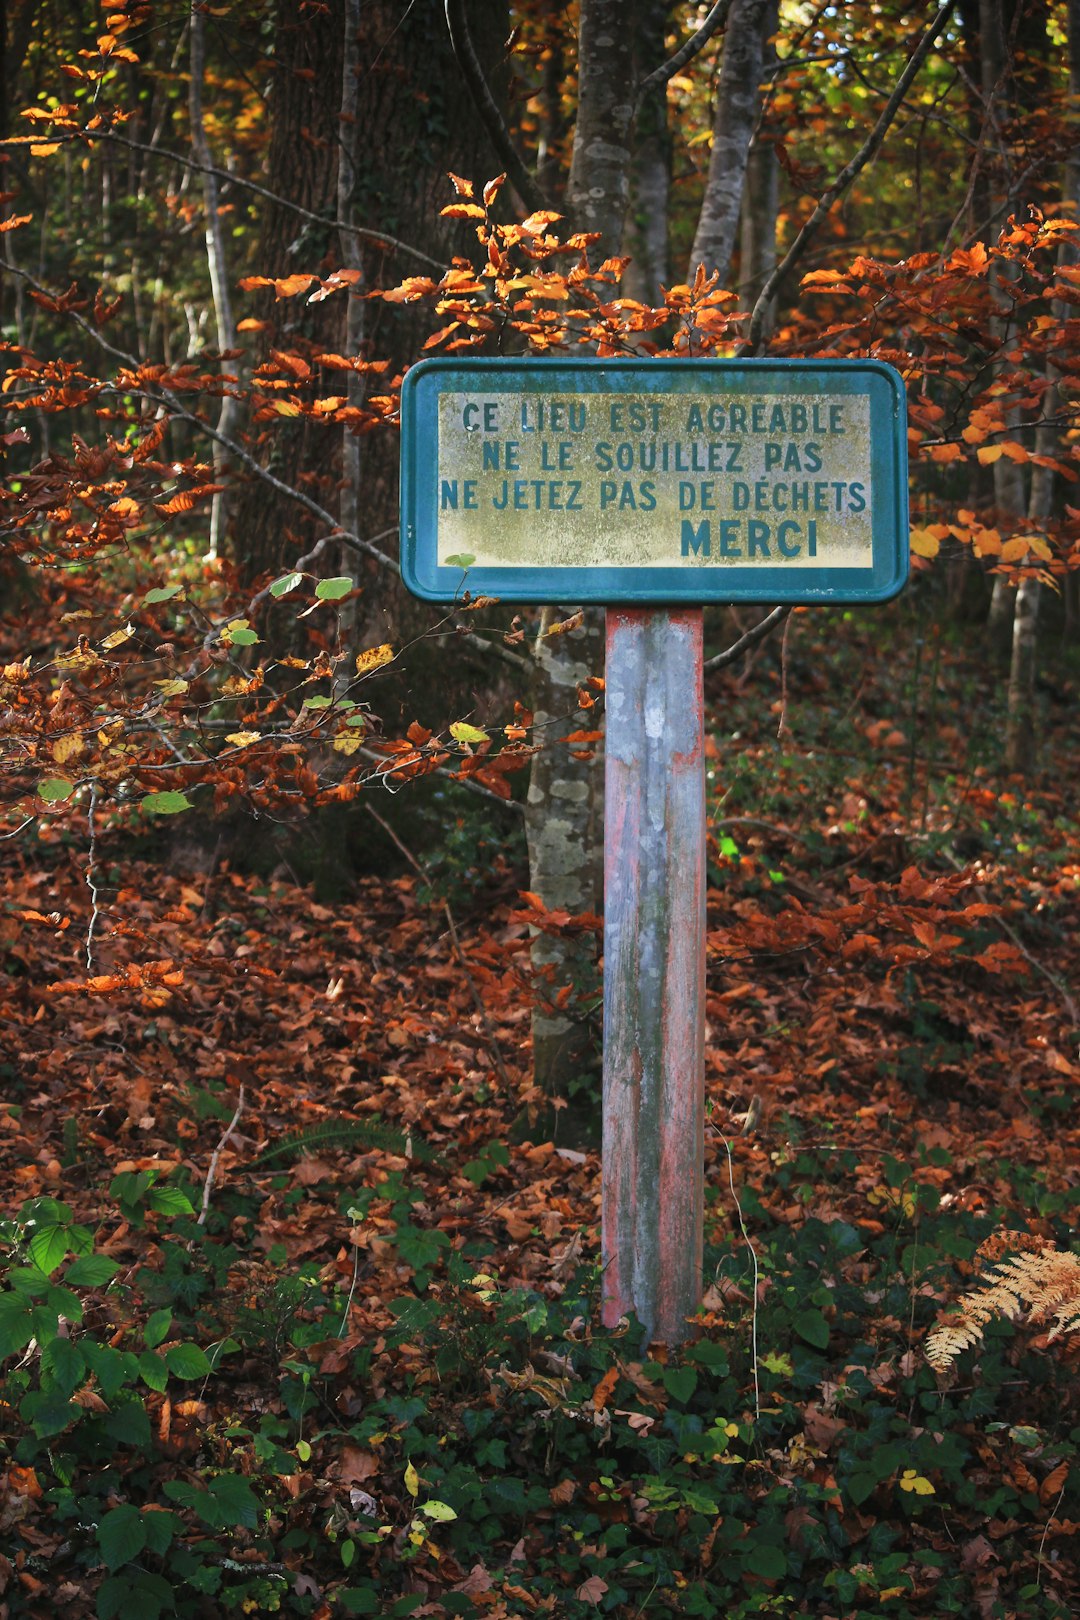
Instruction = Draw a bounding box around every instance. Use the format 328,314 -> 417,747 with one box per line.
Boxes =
524,609 -> 605,1122
623,0 -> 673,305
738,0 -> 778,335
565,0 -> 637,260
189,0 -> 240,561
1004,0 -> 1078,768
689,0 -> 769,284
523,0 -> 639,1120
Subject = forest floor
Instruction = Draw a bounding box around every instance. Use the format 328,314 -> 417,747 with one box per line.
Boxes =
2,596 -> 1080,1620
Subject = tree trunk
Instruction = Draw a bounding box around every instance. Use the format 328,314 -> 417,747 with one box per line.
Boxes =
623,0 -> 672,305
524,608 -> 605,1128
737,0 -> 778,335
229,0 -> 347,585
1004,0 -> 1078,767
189,0 -> 240,561
689,0 -> 769,284
565,0 -> 636,260
524,0 -> 639,1119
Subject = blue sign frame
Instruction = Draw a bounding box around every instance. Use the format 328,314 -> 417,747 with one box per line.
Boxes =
400,357 -> 909,605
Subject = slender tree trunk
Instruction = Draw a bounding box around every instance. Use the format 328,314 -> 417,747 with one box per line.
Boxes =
335,0 -> 363,684
689,0 -> 769,283
189,0 -> 240,560
524,609 -> 605,1121
524,0 -> 638,1117
738,0 -> 778,334
624,0 -> 672,305
1004,0 -> 1078,766
981,0 -> 1024,639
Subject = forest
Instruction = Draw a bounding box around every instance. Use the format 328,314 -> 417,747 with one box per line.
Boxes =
1,0 -> 1080,1615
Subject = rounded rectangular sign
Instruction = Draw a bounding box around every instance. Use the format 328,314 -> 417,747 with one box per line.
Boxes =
400,357 -> 909,605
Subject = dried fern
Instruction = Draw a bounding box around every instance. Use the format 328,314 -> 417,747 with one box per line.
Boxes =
927,1233 -> 1080,1370
248,1116 -> 429,1169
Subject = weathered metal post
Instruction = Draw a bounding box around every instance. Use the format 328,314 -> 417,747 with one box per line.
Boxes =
602,607 -> 705,1343
398,355 -> 910,1345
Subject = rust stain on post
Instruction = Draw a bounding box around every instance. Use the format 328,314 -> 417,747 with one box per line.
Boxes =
602,607 -> 705,1344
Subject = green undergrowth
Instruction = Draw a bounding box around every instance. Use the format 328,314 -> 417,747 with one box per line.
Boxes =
2,1154 -> 1080,1618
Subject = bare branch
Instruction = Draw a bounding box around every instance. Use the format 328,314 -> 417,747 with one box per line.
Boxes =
2,129 -> 448,272
444,0 -> 549,215
703,605 -> 791,672
198,1087 -> 246,1226
3,260 -> 398,574
638,0 -> 734,97
747,0 -> 959,352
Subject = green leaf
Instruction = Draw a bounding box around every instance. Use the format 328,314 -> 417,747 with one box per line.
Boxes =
64,1254 -> 120,1288
443,553 -> 475,570
41,1337 -> 85,1395
97,1570 -> 173,1620
449,721 -> 489,745
138,1350 -> 169,1392
420,1499 -> 457,1521
227,626 -> 260,646
83,1341 -> 137,1400
793,1308 -> 830,1350
315,575 -> 353,600
141,1510 -> 179,1557
164,1343 -> 212,1380
141,791 -> 192,816
0,1296 -> 36,1360
28,1224 -> 71,1276
270,571 -> 304,597
144,1308 -> 172,1349
101,1397 -> 152,1448
24,1387 -> 79,1438
745,1543 -> 787,1580
208,1473 -> 260,1530
143,584 -> 182,605
98,1504 -> 148,1571
337,1592 -> 380,1616
662,1365 -> 698,1404
847,1471 -> 878,1506
146,1186 -> 195,1217
37,777 -> 74,802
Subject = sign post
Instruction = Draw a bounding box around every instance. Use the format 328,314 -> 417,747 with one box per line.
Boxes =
401,357 -> 908,1341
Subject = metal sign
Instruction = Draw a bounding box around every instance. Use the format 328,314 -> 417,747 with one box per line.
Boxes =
400,356 -> 909,605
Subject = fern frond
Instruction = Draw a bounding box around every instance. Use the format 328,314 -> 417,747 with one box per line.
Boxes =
927,1238 -> 1080,1370
248,1116 -> 429,1168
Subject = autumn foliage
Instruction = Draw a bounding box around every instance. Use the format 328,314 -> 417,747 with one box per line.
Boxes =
1,1 -> 1080,1617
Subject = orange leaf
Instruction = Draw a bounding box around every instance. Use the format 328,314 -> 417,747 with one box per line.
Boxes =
273,273 -> 318,299
1041,1461 -> 1070,1504
592,1366 -> 618,1411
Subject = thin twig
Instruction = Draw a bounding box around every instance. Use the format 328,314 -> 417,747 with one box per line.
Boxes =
5,129 -> 448,271
703,605 -> 792,673
198,1087 -> 246,1227
715,1127 -> 761,1421
85,782 -> 102,972
747,0 -> 959,351
444,0 -> 548,214
1037,1482 -> 1069,1588
365,803 -> 515,1093
638,0 -> 734,97
941,849 -> 1080,1028
3,261 -> 399,575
